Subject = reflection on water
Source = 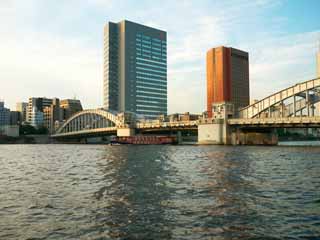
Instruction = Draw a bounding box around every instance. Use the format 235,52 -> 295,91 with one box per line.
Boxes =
0,145 -> 319,239
279,141 -> 320,146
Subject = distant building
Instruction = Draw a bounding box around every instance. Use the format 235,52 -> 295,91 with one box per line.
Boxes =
43,98 -> 63,133
26,97 -> 82,132
16,102 -> 28,123
10,111 -> 21,125
42,98 -> 82,133
206,46 -> 249,117
103,20 -> 167,118
27,97 -> 53,124
30,107 -> 44,128
0,101 -> 10,126
60,99 -> 83,119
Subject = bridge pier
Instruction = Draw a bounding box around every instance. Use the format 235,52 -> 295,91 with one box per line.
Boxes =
117,128 -> 135,137
198,121 -> 228,144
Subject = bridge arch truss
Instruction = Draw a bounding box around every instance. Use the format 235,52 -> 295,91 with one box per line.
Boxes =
53,109 -> 118,137
240,77 -> 320,118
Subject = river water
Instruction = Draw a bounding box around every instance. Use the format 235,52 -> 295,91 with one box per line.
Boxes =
0,144 -> 319,240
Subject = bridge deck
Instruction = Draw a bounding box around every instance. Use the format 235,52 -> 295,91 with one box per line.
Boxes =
51,127 -> 117,138
228,116 -> 320,128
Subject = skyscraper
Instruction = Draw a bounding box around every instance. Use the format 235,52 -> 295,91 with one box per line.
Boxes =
206,46 -> 249,117
103,20 -> 167,118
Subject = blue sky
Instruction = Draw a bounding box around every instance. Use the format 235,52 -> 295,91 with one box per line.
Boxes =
1,0 -> 319,113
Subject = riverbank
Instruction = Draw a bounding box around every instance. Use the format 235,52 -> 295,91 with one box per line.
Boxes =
0,135 -> 53,144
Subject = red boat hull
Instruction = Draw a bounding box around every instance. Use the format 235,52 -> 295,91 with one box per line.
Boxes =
110,135 -> 177,145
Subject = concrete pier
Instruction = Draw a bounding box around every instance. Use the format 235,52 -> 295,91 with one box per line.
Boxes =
117,128 -> 135,137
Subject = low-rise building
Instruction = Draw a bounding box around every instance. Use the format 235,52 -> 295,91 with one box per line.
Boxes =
25,97 -> 82,132
0,125 -> 19,137
166,112 -> 201,122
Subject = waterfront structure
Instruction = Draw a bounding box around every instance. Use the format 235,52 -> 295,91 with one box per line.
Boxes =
60,99 -> 83,119
103,20 -> 167,118
0,101 -> 10,126
0,125 -> 19,137
16,102 -> 28,123
10,111 -> 21,125
27,97 -> 53,125
206,46 -> 249,117
52,77 -> 320,146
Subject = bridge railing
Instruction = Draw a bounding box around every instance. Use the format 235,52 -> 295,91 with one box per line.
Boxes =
228,116 -> 320,125
239,77 -> 320,118
136,120 -> 198,129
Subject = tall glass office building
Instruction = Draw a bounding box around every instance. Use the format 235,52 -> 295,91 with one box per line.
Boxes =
103,20 -> 167,118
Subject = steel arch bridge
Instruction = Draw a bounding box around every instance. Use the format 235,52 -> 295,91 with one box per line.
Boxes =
52,109 -> 120,138
239,77 -> 320,119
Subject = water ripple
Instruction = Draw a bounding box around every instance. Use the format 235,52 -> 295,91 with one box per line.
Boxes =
0,144 -> 319,239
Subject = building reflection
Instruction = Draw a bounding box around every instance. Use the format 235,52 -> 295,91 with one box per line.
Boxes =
92,145 -> 174,239
194,147 -> 264,239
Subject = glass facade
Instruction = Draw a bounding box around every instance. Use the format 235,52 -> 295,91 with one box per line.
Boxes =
135,33 -> 167,118
103,20 -> 167,119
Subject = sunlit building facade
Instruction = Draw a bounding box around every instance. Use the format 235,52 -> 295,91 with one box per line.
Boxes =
206,46 -> 249,117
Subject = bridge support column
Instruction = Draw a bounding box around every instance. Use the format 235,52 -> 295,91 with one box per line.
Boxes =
281,101 -> 285,117
198,121 -> 229,145
293,95 -> 297,117
117,128 -> 135,137
306,90 -> 310,116
311,105 -> 315,117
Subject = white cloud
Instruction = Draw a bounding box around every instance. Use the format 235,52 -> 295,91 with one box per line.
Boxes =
247,31 -> 319,99
0,28 -> 102,109
0,0 -> 319,115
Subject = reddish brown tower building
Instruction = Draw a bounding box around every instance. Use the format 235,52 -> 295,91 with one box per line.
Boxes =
206,46 -> 249,117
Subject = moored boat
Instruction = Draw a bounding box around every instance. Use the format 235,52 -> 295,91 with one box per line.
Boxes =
110,135 -> 177,145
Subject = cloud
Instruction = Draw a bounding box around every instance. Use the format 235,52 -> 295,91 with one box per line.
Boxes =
0,26 -> 102,109
0,0 -> 319,115
247,31 -> 319,99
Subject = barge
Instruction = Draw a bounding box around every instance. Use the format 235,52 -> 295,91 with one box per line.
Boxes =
110,135 -> 177,145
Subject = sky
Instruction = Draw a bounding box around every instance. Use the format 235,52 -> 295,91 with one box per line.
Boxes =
1,0 -> 320,113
